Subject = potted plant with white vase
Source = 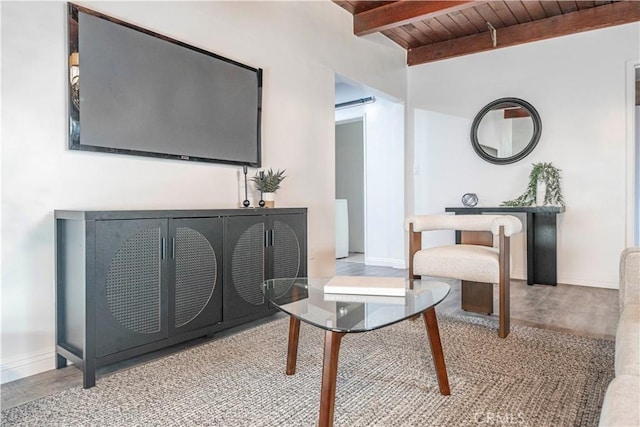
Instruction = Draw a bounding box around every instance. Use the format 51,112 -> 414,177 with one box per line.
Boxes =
501,162 -> 565,207
251,169 -> 286,208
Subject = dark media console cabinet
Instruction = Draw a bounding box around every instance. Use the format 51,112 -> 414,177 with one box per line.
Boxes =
55,208 -> 307,388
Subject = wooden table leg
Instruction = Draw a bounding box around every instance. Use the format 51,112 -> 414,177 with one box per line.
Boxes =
318,330 -> 345,427
422,308 -> 450,395
286,317 -> 301,375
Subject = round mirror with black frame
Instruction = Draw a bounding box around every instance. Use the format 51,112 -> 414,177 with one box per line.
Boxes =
470,97 -> 541,165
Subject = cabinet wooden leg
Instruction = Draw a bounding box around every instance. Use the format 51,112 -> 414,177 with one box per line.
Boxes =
318,330 -> 344,427
286,317 -> 300,375
422,308 -> 450,395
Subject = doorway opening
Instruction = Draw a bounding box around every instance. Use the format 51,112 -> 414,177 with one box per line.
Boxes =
334,74 -> 406,269
335,118 -> 365,262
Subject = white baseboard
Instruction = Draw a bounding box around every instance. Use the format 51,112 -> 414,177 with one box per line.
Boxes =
510,270 -> 616,289
1,350 -> 56,384
364,256 -> 406,269
557,275 -> 618,289
511,271 -> 526,281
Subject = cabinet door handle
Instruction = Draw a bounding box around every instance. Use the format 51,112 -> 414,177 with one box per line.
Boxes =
264,230 -> 274,247
161,238 -> 167,260
171,238 -> 176,260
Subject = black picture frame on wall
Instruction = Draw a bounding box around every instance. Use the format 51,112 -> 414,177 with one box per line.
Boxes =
67,3 -> 262,167
470,97 -> 541,165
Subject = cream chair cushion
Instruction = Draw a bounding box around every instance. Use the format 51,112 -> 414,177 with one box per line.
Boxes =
405,214 -> 522,237
413,244 -> 500,284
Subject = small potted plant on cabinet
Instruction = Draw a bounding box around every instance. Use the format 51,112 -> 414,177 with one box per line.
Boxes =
251,169 -> 286,208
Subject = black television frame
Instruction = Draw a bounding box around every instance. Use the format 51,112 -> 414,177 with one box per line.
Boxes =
67,3 -> 263,167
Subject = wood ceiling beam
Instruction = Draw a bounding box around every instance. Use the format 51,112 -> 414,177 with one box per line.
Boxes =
354,0 -> 477,36
408,1 -> 640,66
504,107 -> 530,119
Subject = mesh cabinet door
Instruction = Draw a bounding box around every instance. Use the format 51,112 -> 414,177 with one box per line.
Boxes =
271,217 -> 306,279
169,217 -> 223,334
223,213 -> 307,322
223,215 -> 266,322
267,214 -> 307,302
95,219 -> 169,357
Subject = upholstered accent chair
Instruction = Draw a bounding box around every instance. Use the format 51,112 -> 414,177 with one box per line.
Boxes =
406,214 -> 523,338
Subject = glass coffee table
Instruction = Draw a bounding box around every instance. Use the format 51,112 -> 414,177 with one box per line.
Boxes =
262,277 -> 451,427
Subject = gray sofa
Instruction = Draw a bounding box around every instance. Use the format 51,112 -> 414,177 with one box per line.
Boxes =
599,247 -> 640,426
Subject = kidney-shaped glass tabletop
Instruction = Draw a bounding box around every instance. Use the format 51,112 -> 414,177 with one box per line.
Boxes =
262,277 -> 451,333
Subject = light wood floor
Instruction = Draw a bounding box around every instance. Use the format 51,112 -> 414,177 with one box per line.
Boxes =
1,256 -> 619,411
337,253 -> 619,340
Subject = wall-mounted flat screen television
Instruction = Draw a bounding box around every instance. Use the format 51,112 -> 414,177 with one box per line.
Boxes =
68,3 -> 262,166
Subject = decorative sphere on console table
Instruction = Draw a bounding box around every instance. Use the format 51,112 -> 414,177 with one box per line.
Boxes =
461,193 -> 478,207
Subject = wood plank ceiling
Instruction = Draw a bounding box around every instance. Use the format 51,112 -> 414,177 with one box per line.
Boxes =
333,1 -> 640,66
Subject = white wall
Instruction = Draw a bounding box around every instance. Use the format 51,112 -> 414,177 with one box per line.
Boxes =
413,109 -> 528,279
0,1 -> 406,383
408,22 -> 640,288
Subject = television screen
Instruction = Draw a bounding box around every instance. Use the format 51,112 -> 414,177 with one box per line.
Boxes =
68,3 -> 262,166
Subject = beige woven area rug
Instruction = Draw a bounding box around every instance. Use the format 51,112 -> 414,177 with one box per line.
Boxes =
1,314 -> 614,426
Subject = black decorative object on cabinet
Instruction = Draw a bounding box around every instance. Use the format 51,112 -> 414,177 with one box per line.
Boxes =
242,166 -> 250,207
55,208 -> 306,388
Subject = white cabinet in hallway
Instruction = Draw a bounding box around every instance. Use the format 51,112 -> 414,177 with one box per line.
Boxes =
335,199 -> 349,258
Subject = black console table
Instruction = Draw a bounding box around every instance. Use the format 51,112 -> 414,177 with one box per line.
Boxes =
445,206 -> 565,286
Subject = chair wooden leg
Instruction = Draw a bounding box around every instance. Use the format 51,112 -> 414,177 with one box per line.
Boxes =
498,231 -> 510,338
461,280 -> 493,314
499,276 -> 510,338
